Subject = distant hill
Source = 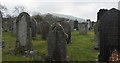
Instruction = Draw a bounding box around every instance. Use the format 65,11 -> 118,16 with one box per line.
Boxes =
51,13 -> 86,23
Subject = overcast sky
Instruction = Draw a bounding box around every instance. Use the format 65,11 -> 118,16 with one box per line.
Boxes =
0,0 -> 119,21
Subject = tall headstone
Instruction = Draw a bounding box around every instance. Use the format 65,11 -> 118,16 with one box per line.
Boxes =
47,23 -> 68,61
98,8 -> 120,62
31,18 -> 37,37
78,22 -> 88,34
15,12 -> 33,55
59,21 -> 71,44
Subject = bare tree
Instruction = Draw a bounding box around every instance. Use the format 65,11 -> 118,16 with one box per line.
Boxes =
0,3 -> 8,17
13,5 -> 26,15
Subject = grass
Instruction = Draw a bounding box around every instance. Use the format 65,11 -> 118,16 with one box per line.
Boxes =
2,30 -> 98,61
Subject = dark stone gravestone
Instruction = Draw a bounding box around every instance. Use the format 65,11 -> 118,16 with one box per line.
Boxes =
78,22 -> 88,34
97,9 -> 108,21
14,12 -> 33,55
31,18 -> 37,37
98,8 -> 120,62
59,21 -> 71,44
46,22 -> 68,61
74,19 -> 78,30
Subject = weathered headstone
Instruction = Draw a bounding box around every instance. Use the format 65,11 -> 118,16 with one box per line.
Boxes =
31,18 -> 37,37
37,22 -> 43,34
15,12 -> 33,55
41,21 -> 50,40
59,21 -> 71,44
68,20 -> 74,31
94,22 -> 100,50
74,19 -> 78,30
12,20 -> 17,36
98,8 -> 120,62
78,22 -> 88,34
46,22 -> 68,61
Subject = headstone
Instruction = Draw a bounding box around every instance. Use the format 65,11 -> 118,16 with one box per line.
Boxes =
31,18 -> 37,37
68,20 -> 74,31
15,12 -> 33,55
78,22 -> 88,34
94,22 -> 100,50
74,19 -> 78,30
98,8 -> 120,62
86,19 -> 92,30
37,22 -> 43,34
46,23 -> 68,61
3,21 -> 9,32
41,21 -> 50,40
59,21 -> 71,44
12,20 -> 17,36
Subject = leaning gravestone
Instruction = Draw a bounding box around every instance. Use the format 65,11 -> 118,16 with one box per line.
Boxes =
78,22 -> 88,34
0,11 -> 2,62
31,18 -> 37,37
46,22 -> 68,61
59,21 -> 71,44
98,8 -> 120,62
15,12 -> 33,55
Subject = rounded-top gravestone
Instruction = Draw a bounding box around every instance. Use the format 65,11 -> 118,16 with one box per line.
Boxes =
15,12 -> 33,55
98,8 -> 120,62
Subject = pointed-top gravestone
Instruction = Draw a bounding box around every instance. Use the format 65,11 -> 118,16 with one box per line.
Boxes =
98,8 -> 120,62
46,22 -> 68,61
15,12 -> 33,55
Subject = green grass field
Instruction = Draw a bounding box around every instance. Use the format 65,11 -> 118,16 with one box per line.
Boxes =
2,30 -> 98,61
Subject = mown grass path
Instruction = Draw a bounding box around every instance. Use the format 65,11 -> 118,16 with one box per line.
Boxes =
2,30 -> 98,61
